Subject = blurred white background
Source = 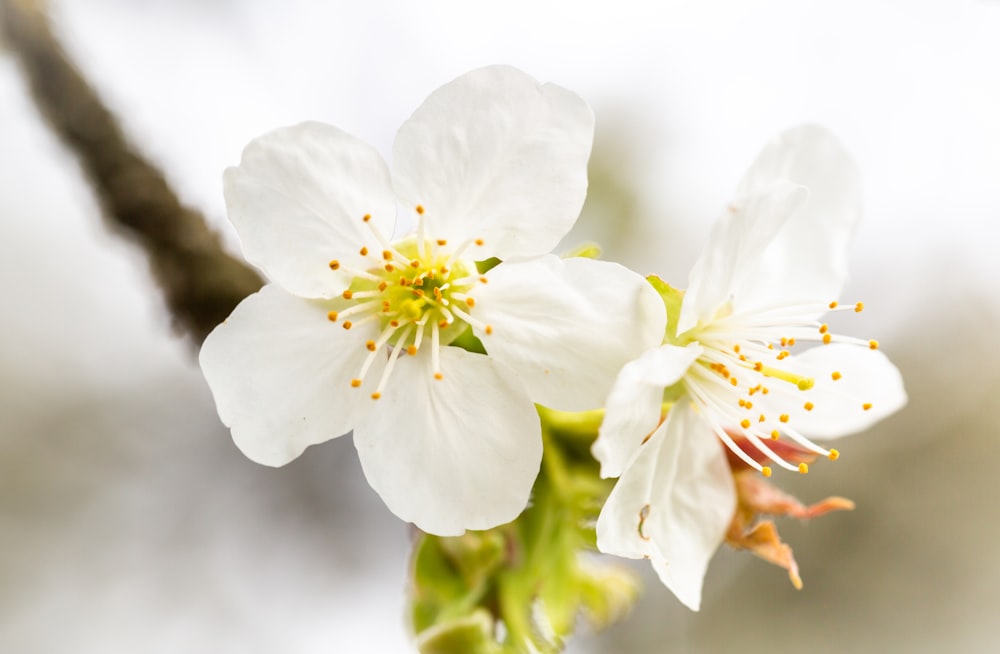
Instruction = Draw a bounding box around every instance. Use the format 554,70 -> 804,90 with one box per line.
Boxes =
1,0 -> 998,652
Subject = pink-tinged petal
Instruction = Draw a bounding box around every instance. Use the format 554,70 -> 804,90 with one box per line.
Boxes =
473,255 -> 666,412
223,122 -> 397,298
199,284 -> 384,466
677,179 -> 808,334
778,343 -> 907,439
353,347 -> 541,536
596,403 -> 736,611
593,344 -> 702,479
392,66 -> 594,259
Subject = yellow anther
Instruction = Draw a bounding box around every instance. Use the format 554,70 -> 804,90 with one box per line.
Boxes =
869,340 -> 879,350
777,351 -> 789,360
740,419 -> 751,429
781,337 -> 788,347
832,371 -> 842,381
819,324 -> 829,334
475,238 -> 485,246
385,264 -> 395,272
328,260 -> 340,270
407,345 -> 417,356
730,378 -> 738,387
416,204 -> 425,215
342,290 -> 354,300
855,302 -> 864,312
342,321 -> 353,330
759,414 -> 767,423
738,399 -> 746,407
479,276 -> 489,284
440,266 -> 449,275
465,297 -> 476,308
739,354 -> 747,362
359,246 -> 369,256
366,340 -> 376,352
829,301 -> 838,309
771,429 -> 780,440
485,325 -> 494,335
733,344 -> 741,353
767,343 -> 774,349
788,338 -> 796,346
754,362 -> 763,372
434,372 -> 444,380
804,401 -> 814,411
762,387 -> 770,394
762,466 -> 772,478
745,401 -> 753,410
828,449 -> 840,461
797,378 -> 815,391
390,320 -> 400,327
438,320 -> 449,329
410,260 -> 420,268
363,214 -> 372,222
350,379 -> 362,388
382,250 -> 392,260
863,403 -> 873,411
378,281 -> 387,291
371,392 -> 381,400
436,239 -> 447,246
823,333 -> 832,344
798,463 -> 809,474
327,311 -> 338,322
780,414 -> 789,423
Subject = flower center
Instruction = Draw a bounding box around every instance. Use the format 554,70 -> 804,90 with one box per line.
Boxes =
681,300 -> 879,477
325,208 -> 493,400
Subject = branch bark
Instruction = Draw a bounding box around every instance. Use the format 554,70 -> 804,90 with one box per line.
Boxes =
0,0 -> 262,344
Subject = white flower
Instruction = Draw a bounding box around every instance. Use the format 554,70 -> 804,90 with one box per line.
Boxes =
200,66 -> 665,536
591,125 -> 907,610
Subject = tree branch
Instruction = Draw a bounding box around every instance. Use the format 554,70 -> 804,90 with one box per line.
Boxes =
0,0 -> 262,344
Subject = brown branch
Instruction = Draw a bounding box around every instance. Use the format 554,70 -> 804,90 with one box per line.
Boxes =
0,0 -> 262,344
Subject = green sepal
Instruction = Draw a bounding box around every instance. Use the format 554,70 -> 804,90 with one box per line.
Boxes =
646,274 -> 686,343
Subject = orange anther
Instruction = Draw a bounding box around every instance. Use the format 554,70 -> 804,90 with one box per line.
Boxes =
327,311 -> 338,322
328,260 -> 340,270
863,403 -> 873,411
804,401 -> 814,411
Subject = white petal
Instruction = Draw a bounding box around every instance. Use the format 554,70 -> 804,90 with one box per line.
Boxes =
677,179 -> 808,334
199,284 -> 384,466
677,125 -> 861,334
779,344 -> 907,439
732,125 -> 860,313
392,65 -> 594,259
592,344 -> 702,479
224,122 -> 397,298
353,347 -> 541,536
596,403 -> 735,611
473,256 -> 666,412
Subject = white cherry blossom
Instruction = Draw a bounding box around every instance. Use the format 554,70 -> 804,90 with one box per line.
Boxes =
200,66 -> 665,536
592,125 -> 907,610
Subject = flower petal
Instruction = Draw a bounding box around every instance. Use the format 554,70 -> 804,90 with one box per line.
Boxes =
223,122 -> 397,298
473,255 -> 666,412
677,179 -> 808,334
592,343 -> 702,479
199,284 -> 384,466
731,125 -> 861,313
778,343 -> 907,439
596,403 -> 735,611
677,125 -> 860,334
353,347 -> 541,536
392,66 -> 594,259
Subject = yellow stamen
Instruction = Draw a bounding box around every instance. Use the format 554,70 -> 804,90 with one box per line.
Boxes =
804,401 -> 814,411
869,340 -> 879,350
832,371 -> 842,381
416,205 -> 425,215
350,379 -> 361,388
863,403 -> 873,411
327,311 -> 338,322
828,449 -> 840,461
798,463 -> 809,474
328,260 -> 340,270
762,466 -> 772,478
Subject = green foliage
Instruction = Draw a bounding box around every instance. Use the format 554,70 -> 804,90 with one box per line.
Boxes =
408,408 -> 640,653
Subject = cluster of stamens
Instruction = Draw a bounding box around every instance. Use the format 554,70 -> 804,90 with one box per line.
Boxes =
684,300 -> 881,477
325,207 -> 494,400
